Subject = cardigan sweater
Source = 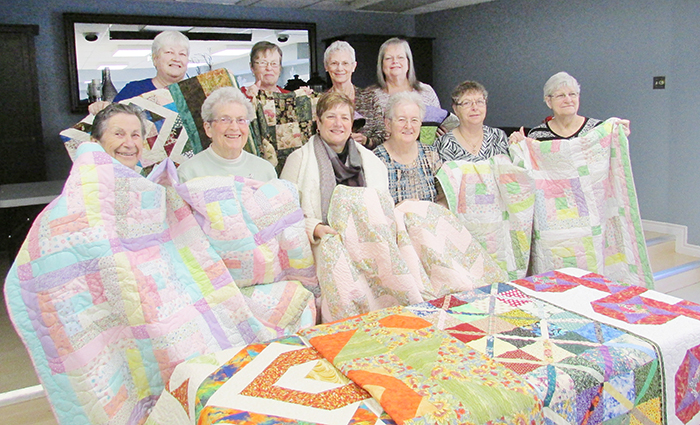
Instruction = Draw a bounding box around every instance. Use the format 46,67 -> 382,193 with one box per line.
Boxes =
280,136 -> 389,245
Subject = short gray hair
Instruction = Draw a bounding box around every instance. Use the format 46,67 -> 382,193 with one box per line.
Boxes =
324,40 -> 356,67
152,30 -> 190,58
543,71 -> 581,100
376,38 -> 420,92
385,91 -> 425,121
92,103 -> 147,142
201,87 -> 255,122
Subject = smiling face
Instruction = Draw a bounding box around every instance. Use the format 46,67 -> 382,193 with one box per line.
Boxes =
325,50 -> 357,86
317,103 -> 353,153
454,90 -> 487,126
382,43 -> 409,81
251,49 -> 282,90
96,113 -> 144,169
204,102 -> 250,159
545,85 -> 580,118
153,44 -> 188,83
386,101 -> 422,145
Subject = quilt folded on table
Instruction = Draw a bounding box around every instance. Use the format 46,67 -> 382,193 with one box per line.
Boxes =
300,306 -> 544,424
145,335 -> 396,425
60,69 -> 240,174
4,143 -> 315,425
317,185 -> 506,322
437,118 -> 652,288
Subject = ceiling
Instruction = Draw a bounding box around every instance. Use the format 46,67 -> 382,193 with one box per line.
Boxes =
160,0 -> 493,15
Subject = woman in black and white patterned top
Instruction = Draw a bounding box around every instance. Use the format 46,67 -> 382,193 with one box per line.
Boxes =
433,81 -> 509,162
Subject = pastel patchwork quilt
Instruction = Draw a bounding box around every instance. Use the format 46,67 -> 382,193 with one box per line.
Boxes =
171,171 -> 318,296
145,335 -> 395,425
437,118 -> 653,288
248,89 -> 319,173
316,185 -> 507,322
4,143 -> 316,425
60,69 -> 240,174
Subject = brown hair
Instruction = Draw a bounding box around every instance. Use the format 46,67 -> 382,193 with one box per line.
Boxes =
315,91 -> 355,118
450,80 -> 488,105
249,41 -> 283,65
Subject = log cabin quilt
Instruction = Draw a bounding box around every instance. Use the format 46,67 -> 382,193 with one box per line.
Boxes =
437,118 -> 653,288
4,143 -> 316,425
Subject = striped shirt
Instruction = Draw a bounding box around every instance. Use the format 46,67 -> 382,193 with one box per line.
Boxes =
434,126 -> 509,162
527,117 -> 602,141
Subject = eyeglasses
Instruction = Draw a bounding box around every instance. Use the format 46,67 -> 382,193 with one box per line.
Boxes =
327,60 -> 354,69
455,99 -> 486,108
549,92 -> 579,101
209,116 -> 250,127
254,60 -> 280,68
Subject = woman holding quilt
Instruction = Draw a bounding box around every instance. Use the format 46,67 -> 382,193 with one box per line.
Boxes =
434,80 -> 509,162
509,72 -> 630,142
280,91 -> 389,244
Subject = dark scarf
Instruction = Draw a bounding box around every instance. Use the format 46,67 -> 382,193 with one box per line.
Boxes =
313,135 -> 365,223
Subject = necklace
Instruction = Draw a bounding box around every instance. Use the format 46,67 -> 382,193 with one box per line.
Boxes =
456,127 -> 483,154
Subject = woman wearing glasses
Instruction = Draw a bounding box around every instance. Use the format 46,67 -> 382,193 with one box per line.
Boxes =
525,72 -> 601,141
177,87 -> 277,182
324,41 -> 383,149
373,92 -> 442,204
241,41 -> 290,99
434,80 -> 509,162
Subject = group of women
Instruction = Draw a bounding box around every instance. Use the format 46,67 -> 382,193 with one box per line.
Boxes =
90,31 -> 628,251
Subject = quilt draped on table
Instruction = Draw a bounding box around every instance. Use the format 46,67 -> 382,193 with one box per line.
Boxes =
145,335 -> 396,425
4,142 -> 316,425
437,118 -> 653,288
300,306 -> 545,424
316,185 -> 507,322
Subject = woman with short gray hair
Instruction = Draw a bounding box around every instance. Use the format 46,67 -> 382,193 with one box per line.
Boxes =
525,71 -> 602,141
89,30 -> 190,114
177,87 -> 276,183
373,91 -> 442,204
324,40 -> 384,149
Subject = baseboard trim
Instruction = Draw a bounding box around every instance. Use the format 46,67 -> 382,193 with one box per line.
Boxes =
0,385 -> 44,408
642,219 -> 700,257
